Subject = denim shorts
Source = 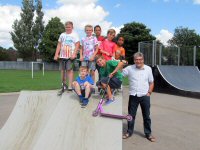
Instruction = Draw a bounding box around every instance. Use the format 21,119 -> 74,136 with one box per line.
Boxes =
81,60 -> 96,71
96,77 -> 122,89
60,59 -> 74,71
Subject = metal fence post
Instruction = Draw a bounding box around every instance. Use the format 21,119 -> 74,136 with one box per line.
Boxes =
193,46 -> 196,66
152,40 -> 155,66
159,45 -> 162,65
178,47 -> 180,66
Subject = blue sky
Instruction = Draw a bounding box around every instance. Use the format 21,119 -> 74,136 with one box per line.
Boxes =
0,0 -> 200,48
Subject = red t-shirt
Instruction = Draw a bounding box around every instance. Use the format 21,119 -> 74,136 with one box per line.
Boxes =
99,39 -> 117,61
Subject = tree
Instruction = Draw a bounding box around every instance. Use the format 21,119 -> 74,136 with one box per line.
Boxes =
39,17 -> 65,62
168,27 -> 200,47
119,22 -> 156,64
11,0 -> 35,60
168,27 -> 200,66
10,0 -> 44,61
32,0 -> 44,60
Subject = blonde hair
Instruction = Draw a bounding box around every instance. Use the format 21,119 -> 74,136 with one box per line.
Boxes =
107,29 -> 116,35
65,21 -> 73,27
79,66 -> 88,71
85,24 -> 93,31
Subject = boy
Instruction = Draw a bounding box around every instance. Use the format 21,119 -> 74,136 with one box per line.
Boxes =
115,36 -> 126,61
96,55 -> 124,104
54,21 -> 80,95
72,66 -> 94,107
80,25 -> 99,81
99,29 -> 117,61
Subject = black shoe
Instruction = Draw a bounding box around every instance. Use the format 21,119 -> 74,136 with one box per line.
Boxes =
57,88 -> 64,96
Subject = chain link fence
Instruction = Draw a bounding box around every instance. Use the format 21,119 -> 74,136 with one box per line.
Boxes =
139,40 -> 199,66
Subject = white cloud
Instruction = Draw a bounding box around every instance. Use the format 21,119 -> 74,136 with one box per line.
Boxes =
44,3 -> 109,30
114,3 -> 121,8
111,25 -> 124,35
193,0 -> 200,4
156,29 -> 173,45
57,0 -> 98,5
0,5 -> 20,48
0,0 -> 115,48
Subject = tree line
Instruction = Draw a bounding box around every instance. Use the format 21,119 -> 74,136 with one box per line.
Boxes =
1,0 -> 200,66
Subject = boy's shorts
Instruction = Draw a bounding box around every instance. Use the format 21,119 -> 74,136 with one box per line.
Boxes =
60,59 -> 74,71
96,77 -> 122,89
81,60 -> 96,71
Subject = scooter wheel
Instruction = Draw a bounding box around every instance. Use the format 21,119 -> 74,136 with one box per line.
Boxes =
126,115 -> 132,121
92,110 -> 99,117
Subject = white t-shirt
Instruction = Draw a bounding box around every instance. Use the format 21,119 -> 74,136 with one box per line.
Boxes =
122,64 -> 154,97
58,32 -> 79,59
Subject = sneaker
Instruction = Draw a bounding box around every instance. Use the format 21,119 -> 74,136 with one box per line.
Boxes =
67,86 -> 73,91
82,98 -> 89,106
79,95 -> 84,104
62,83 -> 67,90
57,88 -> 64,96
105,99 -> 114,105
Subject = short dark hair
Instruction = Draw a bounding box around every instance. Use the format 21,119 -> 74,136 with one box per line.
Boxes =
95,54 -> 104,61
94,25 -> 101,31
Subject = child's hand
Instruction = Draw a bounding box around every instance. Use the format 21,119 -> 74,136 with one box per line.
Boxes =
54,55 -> 58,61
70,54 -> 76,60
89,56 -> 94,61
80,56 -> 84,61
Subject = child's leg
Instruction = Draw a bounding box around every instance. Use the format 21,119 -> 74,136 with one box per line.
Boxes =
72,81 -> 81,95
90,70 -> 95,82
66,59 -> 74,90
89,61 -> 96,82
84,82 -> 92,99
67,69 -> 73,89
101,83 -> 112,100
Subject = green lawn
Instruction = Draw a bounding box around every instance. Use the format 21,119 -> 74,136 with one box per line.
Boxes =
0,70 -> 129,93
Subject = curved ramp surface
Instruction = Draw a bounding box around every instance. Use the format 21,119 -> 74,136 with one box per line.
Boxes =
0,90 -> 122,150
157,65 -> 200,92
0,91 -> 61,150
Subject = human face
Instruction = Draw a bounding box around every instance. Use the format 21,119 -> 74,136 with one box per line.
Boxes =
107,33 -> 115,41
96,58 -> 106,67
94,27 -> 101,37
65,24 -> 73,34
117,37 -> 124,46
79,68 -> 88,78
85,27 -> 93,37
134,56 -> 144,68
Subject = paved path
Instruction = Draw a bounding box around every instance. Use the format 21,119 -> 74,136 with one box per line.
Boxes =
0,88 -> 200,150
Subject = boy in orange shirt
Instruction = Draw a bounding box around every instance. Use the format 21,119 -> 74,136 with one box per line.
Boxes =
115,36 -> 125,61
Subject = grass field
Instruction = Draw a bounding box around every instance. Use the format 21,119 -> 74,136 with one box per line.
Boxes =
0,70 -> 129,93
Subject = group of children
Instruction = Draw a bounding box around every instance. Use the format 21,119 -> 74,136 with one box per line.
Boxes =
54,21 -> 126,107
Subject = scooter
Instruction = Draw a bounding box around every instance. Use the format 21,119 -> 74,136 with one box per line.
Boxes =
92,77 -> 132,121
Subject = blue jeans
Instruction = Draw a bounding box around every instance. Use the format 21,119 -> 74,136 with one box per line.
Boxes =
127,95 -> 152,136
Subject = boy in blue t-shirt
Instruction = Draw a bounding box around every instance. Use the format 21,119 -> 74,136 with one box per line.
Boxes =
72,66 -> 94,106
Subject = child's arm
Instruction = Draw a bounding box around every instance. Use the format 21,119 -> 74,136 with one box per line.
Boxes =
79,45 -> 83,61
109,61 -> 124,78
54,42 -> 61,61
100,49 -> 111,56
90,44 -> 99,61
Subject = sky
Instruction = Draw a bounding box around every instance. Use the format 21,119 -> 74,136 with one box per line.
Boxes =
0,0 -> 200,48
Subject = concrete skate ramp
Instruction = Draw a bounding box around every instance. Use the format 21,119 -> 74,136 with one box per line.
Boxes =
0,90 -> 122,150
0,91 -> 61,150
157,65 -> 200,92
